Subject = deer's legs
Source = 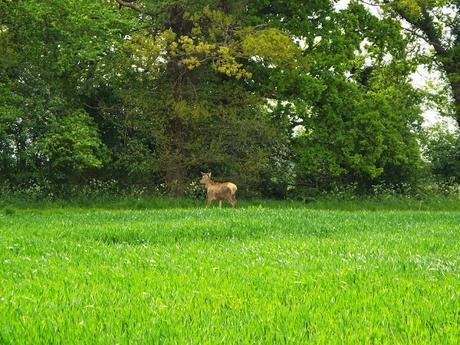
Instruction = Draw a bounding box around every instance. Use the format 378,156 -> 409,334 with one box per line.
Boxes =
219,200 -> 222,208
206,198 -> 212,208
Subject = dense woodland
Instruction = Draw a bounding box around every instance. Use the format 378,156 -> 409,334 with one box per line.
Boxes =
0,0 -> 459,198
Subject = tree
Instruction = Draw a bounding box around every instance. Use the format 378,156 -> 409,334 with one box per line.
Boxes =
248,1 -> 424,193
38,110 -> 109,183
104,0 -> 303,194
0,0 -> 133,187
425,125 -> 460,183
360,0 -> 460,126
0,0 -> 439,197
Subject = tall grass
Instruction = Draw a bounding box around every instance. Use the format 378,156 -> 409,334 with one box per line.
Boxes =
0,201 -> 459,343
1,194 -> 460,211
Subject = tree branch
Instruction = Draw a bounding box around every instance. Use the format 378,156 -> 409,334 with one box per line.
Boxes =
115,0 -> 142,13
401,26 -> 447,55
114,0 -> 164,18
356,0 -> 385,8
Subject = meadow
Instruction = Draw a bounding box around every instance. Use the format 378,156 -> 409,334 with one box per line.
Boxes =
0,199 -> 459,344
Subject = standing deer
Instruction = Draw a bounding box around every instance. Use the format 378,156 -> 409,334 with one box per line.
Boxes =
199,172 -> 237,208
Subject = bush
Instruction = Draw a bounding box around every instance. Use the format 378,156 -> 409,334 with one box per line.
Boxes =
424,126 -> 460,183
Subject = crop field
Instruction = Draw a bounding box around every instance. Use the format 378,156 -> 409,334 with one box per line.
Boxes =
1,201 -> 459,344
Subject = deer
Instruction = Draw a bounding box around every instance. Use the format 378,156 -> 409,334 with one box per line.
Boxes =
199,172 -> 237,208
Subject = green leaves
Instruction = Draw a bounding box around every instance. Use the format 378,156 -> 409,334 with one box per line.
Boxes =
0,0 -> 455,195
38,110 -> 109,180
424,125 -> 460,183
379,0 -> 460,124
241,28 -> 299,65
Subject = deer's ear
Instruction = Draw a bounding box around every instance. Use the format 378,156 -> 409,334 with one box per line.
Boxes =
200,172 -> 205,175
208,172 -> 211,177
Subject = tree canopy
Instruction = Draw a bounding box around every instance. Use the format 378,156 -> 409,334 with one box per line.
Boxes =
0,0 -> 458,197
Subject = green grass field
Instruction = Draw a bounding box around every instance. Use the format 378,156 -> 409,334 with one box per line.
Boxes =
1,200 -> 459,344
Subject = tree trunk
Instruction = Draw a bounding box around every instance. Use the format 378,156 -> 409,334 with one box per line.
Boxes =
446,64 -> 460,126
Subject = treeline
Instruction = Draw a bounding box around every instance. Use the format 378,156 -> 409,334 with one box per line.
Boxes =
0,0 -> 459,198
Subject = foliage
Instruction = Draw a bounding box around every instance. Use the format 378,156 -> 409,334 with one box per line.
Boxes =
291,3 -> 424,193
371,0 -> 460,125
0,0 -> 134,188
0,0 -> 457,197
424,125 -> 460,183
38,110 -> 109,182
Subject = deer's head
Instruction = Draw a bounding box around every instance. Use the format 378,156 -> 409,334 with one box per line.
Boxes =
200,172 -> 212,185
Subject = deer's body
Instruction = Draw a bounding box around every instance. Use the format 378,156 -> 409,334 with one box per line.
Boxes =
200,173 -> 237,208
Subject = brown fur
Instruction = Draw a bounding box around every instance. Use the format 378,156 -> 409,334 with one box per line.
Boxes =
200,172 -> 237,208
